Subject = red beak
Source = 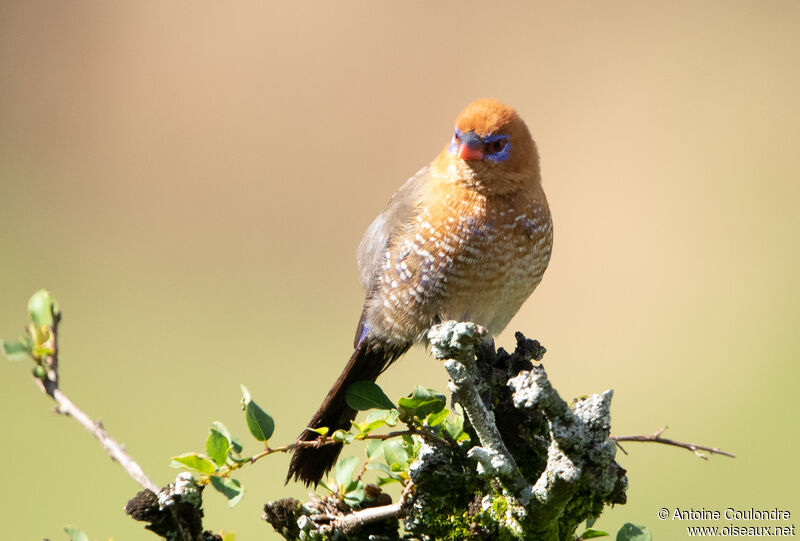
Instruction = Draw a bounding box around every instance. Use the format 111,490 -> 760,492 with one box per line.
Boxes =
457,131 -> 485,161
458,144 -> 484,161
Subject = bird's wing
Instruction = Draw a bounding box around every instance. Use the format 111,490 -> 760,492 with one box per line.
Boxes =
354,165 -> 430,347
357,165 -> 430,292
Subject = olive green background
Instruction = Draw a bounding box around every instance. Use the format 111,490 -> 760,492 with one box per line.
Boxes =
1,2 -> 798,539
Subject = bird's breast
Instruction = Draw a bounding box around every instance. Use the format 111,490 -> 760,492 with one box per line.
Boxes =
367,177 -> 552,344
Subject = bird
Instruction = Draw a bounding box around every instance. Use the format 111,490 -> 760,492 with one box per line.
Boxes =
286,98 -> 553,486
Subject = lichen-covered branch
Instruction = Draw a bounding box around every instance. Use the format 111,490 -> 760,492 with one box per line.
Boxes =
424,321 -> 627,540
429,322 -> 530,499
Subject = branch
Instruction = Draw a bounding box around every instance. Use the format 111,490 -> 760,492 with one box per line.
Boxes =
333,502 -> 403,533
428,322 -> 531,499
425,321 -> 627,540
326,479 -> 413,534
611,426 -> 736,459
31,303 -> 158,492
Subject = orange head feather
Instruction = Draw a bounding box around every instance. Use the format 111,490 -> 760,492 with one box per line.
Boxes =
434,98 -> 540,194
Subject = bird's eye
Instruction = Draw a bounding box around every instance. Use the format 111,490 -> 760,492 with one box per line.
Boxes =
454,130 -> 460,140
489,139 -> 506,153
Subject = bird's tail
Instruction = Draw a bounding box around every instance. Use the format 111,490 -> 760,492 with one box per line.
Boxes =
286,339 -> 408,486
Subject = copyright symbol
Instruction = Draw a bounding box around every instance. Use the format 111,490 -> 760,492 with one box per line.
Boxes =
658,508 -> 669,520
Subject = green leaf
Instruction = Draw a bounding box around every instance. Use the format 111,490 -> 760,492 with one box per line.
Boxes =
241,385 -> 274,441
309,426 -> 329,436
210,476 -> 244,507
366,439 -> 384,459
221,532 -> 236,541
581,529 -> 609,539
398,386 -> 446,420
384,408 -> 400,426
616,523 -> 652,541
377,475 -> 402,486
382,438 -> 410,469
211,421 -> 233,442
2,340 -> 31,362
425,408 -> 450,427
367,461 -> 405,481
355,418 -> 388,436
364,409 -> 390,424
206,426 -> 231,466
230,436 -> 243,454
346,381 -> 396,411
331,429 -> 354,443
28,289 -> 58,328
171,453 -> 217,474
64,526 -> 89,541
343,481 -> 366,506
334,455 -> 360,488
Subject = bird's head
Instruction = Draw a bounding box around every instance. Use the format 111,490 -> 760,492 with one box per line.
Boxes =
437,98 -> 539,194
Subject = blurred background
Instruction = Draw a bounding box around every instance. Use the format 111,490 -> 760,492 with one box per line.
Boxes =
1,1 -> 798,539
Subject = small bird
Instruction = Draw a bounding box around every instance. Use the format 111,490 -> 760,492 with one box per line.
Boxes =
287,98 -> 553,486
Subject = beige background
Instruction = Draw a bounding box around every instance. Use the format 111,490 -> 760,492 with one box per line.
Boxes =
1,2 -> 798,539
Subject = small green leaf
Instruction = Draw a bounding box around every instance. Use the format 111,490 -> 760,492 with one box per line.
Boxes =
309,426 -> 329,436
207,427 -> 231,466
357,418 -> 388,436
171,453 -> 217,474
343,481 -> 366,506
2,340 -> 31,362
211,421 -> 233,442
221,532 -> 236,541
32,365 -> 47,379
364,409 -> 391,424
64,526 -> 89,541
334,455 -> 360,488
367,461 -> 405,481
366,439 -> 384,459
230,436 -> 243,454
384,409 -> 400,426
377,475 -> 402,486
382,438 -> 409,469
331,429 -> 353,443
227,453 -> 249,464
616,523 -> 652,541
28,289 -> 58,328
210,476 -> 244,507
581,528 -> 609,538
346,381 -> 396,411
240,385 -> 274,441
425,407 -> 449,427
398,386 -> 446,420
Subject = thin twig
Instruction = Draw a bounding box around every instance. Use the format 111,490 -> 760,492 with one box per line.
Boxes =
32,309 -> 158,492
611,426 -> 735,459
247,427 -> 448,466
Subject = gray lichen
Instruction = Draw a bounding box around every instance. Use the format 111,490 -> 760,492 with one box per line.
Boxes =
420,321 -> 628,540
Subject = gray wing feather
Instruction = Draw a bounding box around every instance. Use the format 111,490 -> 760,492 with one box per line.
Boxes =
357,165 -> 430,293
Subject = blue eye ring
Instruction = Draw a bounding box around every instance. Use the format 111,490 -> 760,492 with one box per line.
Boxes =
483,133 -> 511,162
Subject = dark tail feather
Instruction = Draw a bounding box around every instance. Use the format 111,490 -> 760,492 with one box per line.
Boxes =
286,339 -> 408,486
